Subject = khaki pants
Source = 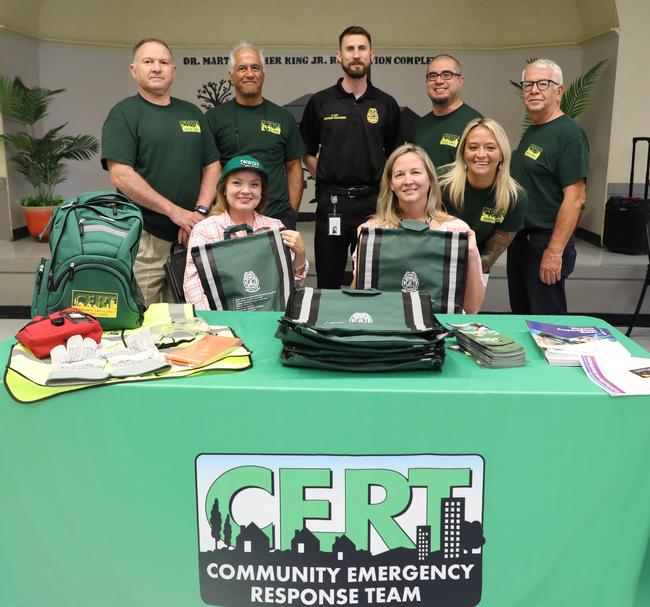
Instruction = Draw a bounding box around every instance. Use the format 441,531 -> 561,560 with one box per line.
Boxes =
133,230 -> 173,307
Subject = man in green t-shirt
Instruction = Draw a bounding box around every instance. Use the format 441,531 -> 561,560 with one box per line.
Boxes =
102,38 -> 219,306
205,42 -> 305,229
410,54 -> 482,168
508,58 -> 589,315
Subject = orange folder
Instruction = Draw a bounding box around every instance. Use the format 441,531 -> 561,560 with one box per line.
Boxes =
164,334 -> 242,366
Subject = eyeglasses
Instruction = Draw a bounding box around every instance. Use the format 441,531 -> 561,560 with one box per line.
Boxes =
519,79 -> 559,92
425,71 -> 461,82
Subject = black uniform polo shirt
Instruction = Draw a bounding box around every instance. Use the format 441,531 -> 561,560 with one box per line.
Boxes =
300,78 -> 402,188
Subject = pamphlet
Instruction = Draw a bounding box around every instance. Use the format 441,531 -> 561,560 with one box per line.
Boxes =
526,320 -> 630,366
451,322 -> 526,368
580,354 -> 650,396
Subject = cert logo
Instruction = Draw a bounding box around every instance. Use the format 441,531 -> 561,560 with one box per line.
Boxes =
180,120 -> 201,133
366,107 -> 379,124
524,144 -> 542,160
196,454 -> 486,607
440,133 -> 460,148
261,120 -> 282,135
479,208 -> 505,224
242,271 -> 261,293
72,290 -> 118,318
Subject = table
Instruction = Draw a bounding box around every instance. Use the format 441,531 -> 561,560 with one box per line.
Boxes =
1,313 -> 649,607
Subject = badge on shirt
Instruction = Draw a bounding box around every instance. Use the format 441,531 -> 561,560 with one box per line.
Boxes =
261,120 -> 281,135
524,144 -> 542,160
480,208 -> 505,224
179,120 -> 201,133
367,107 -> 379,124
439,133 -> 460,148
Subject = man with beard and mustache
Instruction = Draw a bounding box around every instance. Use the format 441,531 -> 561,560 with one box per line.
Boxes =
206,42 -> 305,230
411,54 -> 482,169
301,26 -> 402,288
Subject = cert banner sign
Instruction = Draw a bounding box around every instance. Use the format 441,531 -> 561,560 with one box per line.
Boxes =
195,454 -> 485,607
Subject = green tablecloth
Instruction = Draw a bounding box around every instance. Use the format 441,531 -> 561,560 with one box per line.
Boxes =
1,312 -> 649,607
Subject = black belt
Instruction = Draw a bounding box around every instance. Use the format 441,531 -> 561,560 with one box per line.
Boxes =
322,184 -> 378,199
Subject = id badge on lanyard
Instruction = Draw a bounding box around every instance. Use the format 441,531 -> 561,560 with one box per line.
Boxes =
328,194 -> 341,236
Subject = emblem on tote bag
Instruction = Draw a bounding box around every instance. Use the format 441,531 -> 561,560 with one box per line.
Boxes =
401,271 -> 420,293
349,312 -> 373,323
243,271 -> 261,293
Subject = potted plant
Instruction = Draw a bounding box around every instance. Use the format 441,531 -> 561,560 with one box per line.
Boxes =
0,76 -> 99,241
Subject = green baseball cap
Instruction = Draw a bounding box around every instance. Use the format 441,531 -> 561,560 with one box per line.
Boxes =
218,155 -> 268,185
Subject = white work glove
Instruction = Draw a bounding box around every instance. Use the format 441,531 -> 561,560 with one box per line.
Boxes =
102,329 -> 170,378
47,334 -> 108,385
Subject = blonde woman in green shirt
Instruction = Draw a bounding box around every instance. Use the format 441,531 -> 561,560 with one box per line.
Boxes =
439,118 -> 526,274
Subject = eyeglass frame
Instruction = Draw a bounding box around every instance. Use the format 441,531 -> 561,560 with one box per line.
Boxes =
519,79 -> 560,92
425,70 -> 462,82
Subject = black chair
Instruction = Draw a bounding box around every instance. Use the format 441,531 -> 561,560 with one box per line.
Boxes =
626,215 -> 650,336
163,244 -> 187,304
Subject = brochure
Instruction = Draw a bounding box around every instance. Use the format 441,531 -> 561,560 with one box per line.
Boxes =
451,322 -> 526,368
580,354 -> 650,396
526,320 -> 630,366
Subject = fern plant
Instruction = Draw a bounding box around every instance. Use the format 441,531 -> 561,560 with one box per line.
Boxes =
509,58 -> 607,130
0,76 -> 99,206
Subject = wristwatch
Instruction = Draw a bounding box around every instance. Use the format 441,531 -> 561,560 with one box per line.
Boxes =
193,205 -> 210,216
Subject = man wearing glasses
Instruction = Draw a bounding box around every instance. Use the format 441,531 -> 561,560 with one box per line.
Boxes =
507,58 -> 589,315
206,42 -> 305,229
410,54 -> 482,168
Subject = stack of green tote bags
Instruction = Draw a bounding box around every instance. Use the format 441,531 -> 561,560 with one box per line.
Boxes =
276,287 -> 447,372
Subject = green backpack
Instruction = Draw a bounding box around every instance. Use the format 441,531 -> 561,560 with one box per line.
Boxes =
31,191 -> 144,330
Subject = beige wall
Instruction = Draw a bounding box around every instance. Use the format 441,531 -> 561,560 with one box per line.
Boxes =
606,0 -> 650,199
0,0 -> 617,48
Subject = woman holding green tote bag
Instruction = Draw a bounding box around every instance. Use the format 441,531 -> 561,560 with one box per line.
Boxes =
353,143 -> 485,313
183,156 -> 308,310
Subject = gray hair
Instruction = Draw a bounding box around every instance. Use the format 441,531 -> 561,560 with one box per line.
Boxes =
228,41 -> 266,73
522,58 -> 563,85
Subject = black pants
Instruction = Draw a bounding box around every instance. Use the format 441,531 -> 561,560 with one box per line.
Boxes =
314,191 -> 378,288
271,206 -> 298,230
506,230 -> 577,315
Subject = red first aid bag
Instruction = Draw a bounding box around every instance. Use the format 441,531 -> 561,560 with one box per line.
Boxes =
15,307 -> 103,359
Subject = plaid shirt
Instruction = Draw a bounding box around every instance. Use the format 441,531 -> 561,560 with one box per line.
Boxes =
183,211 -> 309,310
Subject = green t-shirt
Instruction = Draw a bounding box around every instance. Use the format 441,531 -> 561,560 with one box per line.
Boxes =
410,103 -> 483,168
205,99 -> 305,219
442,180 -> 527,250
511,114 -> 589,230
101,95 -> 218,241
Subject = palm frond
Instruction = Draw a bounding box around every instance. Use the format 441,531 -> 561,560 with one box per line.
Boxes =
561,59 -> 607,119
0,73 -> 98,200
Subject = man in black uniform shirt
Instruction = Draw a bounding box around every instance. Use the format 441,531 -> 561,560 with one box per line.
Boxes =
301,26 -> 402,288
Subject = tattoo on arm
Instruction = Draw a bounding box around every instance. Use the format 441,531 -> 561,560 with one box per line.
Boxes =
480,230 -> 516,273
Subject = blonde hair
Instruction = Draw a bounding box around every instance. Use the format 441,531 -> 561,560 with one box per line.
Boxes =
211,170 -> 269,216
438,117 -> 523,216
373,143 -> 446,227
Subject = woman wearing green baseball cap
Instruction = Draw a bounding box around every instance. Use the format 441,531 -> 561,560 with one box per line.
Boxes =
183,155 -> 308,309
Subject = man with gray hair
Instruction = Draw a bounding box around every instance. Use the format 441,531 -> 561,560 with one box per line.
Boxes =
205,42 -> 305,229
410,54 -> 482,168
507,58 -> 589,314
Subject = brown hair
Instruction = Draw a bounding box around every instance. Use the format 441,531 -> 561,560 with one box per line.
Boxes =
339,26 -> 372,48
